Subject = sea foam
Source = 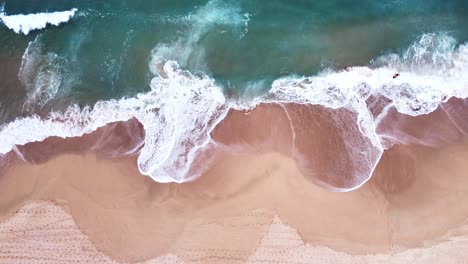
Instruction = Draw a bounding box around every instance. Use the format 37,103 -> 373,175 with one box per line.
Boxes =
0,8 -> 77,35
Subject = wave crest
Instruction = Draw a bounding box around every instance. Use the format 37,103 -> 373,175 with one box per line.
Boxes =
0,8 -> 77,35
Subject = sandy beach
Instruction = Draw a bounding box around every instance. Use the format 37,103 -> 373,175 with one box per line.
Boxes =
1,109 -> 468,263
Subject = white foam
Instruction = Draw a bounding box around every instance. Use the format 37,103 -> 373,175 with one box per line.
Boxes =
138,59 -> 228,183
0,8 -> 77,35
1,32 -> 467,190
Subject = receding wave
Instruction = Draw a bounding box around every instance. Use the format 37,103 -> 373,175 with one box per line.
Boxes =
1,30 -> 467,191
0,7 -> 77,35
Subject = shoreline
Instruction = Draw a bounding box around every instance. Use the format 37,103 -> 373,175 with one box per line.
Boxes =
2,96 -> 468,190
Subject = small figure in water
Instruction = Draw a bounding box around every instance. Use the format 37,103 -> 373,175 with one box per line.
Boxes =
392,72 -> 400,79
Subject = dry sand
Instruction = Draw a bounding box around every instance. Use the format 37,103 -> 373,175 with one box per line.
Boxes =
2,201 -> 468,264
1,135 -> 468,263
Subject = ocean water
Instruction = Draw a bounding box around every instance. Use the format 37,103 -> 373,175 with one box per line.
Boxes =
1,0 -> 468,190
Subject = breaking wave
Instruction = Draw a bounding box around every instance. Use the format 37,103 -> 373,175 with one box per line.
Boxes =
0,7 -> 77,35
